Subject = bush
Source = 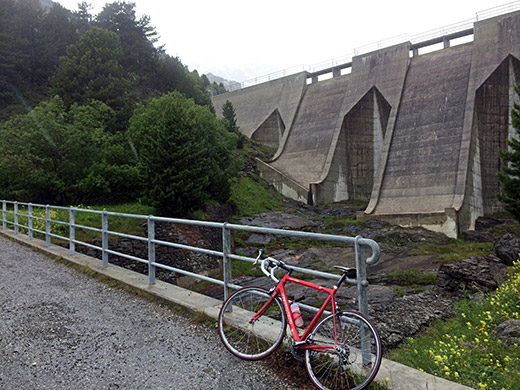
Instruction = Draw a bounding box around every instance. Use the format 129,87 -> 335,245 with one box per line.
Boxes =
127,92 -> 237,216
0,97 -> 139,204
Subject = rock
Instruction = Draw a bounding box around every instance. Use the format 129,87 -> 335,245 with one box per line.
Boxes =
494,234 -> 520,266
246,233 -> 273,244
494,319 -> 520,346
239,212 -> 319,230
434,255 -> 506,296
369,291 -> 455,348
475,216 -> 502,231
461,230 -> 494,242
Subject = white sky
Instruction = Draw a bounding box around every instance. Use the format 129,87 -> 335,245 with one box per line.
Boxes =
54,0 -> 514,82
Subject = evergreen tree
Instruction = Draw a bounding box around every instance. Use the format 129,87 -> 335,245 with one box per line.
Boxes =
222,100 -> 244,148
95,1 -> 161,87
127,92 -> 237,216
222,100 -> 238,133
49,27 -> 137,132
498,84 -> 520,220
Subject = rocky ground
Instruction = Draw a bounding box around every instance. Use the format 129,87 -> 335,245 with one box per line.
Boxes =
218,200 -> 520,350
72,199 -> 520,351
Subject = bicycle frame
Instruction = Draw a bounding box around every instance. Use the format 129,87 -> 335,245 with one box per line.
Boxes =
251,272 -> 340,347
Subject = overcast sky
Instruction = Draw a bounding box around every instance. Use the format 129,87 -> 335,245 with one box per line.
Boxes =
54,0 -> 516,82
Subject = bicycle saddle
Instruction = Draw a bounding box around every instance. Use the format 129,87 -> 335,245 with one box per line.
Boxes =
333,266 -> 357,279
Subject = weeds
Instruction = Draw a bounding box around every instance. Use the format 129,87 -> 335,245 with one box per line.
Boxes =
390,261 -> 520,389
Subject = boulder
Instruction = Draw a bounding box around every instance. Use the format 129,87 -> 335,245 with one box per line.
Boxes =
494,233 -> 520,266
494,319 -> 520,346
434,255 -> 506,296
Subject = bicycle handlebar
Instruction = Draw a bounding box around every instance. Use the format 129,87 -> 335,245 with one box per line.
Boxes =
254,250 -> 290,283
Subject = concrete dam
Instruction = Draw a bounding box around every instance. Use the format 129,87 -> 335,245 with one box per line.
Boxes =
212,10 -> 520,238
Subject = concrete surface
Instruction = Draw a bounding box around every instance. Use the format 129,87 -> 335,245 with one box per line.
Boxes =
212,10 -> 520,238
1,229 -> 472,390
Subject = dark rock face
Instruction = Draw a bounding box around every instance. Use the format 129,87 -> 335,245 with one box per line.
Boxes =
434,255 -> 506,296
494,319 -> 520,346
494,233 -> 520,266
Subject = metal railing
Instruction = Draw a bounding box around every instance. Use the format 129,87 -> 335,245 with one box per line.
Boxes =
0,200 -> 380,316
221,1 -> 520,93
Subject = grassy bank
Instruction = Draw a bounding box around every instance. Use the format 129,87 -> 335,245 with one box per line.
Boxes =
390,261 -> 520,390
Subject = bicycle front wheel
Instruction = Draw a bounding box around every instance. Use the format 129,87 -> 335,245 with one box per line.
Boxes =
218,286 -> 287,360
305,310 -> 382,390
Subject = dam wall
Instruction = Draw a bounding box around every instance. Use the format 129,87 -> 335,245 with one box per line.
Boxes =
212,10 -> 520,237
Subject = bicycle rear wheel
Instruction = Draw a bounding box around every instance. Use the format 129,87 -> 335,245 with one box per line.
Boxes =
305,310 -> 382,390
218,286 -> 286,360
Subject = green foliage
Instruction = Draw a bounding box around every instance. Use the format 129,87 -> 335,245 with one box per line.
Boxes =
222,100 -> 239,133
0,0 -> 78,117
498,85 -> 520,221
127,91 -> 238,216
0,96 -> 139,204
49,26 -> 137,132
391,261 -> 520,389
229,177 -> 283,217
95,1 -> 160,85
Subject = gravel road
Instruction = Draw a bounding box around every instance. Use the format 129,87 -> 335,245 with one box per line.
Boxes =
0,235 -> 296,389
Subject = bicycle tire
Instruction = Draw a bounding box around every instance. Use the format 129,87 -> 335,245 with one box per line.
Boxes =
304,310 -> 382,390
218,286 -> 287,360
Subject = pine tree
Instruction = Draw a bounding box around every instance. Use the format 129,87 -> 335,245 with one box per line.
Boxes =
498,84 -> 520,220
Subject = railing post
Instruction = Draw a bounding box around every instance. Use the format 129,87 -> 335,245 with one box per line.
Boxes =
69,208 -> 75,254
355,236 -> 371,365
1,201 -> 5,230
45,205 -> 51,246
222,223 -> 232,301
102,210 -> 108,267
28,203 -> 33,240
148,216 -> 156,285
14,201 -> 18,235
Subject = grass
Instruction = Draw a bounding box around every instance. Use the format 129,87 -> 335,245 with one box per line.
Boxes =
408,240 -> 494,263
390,260 -> 520,390
229,176 -> 283,217
383,269 -> 437,286
3,202 -> 156,243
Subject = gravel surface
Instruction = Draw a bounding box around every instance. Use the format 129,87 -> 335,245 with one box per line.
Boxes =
0,236 -> 296,389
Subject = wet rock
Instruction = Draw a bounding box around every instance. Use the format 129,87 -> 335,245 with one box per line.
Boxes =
434,255 -> 506,296
494,233 -> 520,266
494,319 -> 520,346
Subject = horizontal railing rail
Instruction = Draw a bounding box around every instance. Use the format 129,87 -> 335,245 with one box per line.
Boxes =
0,200 -> 380,317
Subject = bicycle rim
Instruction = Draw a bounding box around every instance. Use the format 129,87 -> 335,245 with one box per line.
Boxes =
305,310 -> 382,390
218,286 -> 286,360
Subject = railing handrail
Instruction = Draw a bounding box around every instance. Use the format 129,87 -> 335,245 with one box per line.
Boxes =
220,1 -> 520,94
0,200 -> 380,317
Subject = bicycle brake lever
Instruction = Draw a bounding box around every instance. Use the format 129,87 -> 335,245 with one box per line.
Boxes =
254,249 -> 264,265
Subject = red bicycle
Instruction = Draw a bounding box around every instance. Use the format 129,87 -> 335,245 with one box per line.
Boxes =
218,250 -> 382,390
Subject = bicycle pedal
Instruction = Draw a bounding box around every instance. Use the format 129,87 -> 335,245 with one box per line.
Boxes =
285,346 -> 305,362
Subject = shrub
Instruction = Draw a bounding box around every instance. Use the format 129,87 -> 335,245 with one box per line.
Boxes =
127,92 -> 237,216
